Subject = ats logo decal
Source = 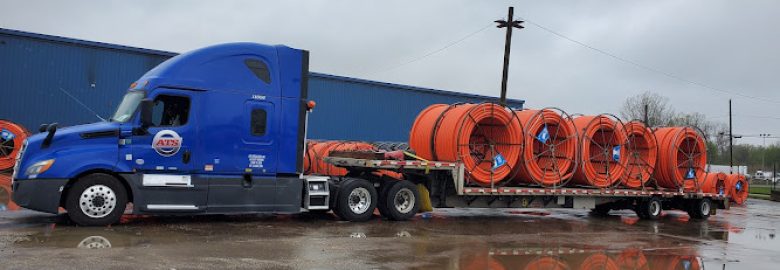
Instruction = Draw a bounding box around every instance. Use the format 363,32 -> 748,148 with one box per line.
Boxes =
152,130 -> 182,157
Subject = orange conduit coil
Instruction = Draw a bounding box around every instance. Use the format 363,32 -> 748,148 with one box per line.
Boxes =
410,103 -> 523,185
725,173 -> 748,205
1,173 -> 19,211
699,172 -> 727,195
304,141 -> 376,176
303,140 -> 404,179
652,127 -> 707,190
524,257 -> 569,270
511,108 -> 577,187
621,121 -> 658,189
615,249 -> 649,270
571,115 -> 629,188
578,253 -> 618,270
0,120 -> 30,172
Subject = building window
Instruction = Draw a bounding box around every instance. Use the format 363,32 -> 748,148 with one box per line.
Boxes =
151,95 -> 190,126
245,59 -> 271,84
251,109 -> 267,136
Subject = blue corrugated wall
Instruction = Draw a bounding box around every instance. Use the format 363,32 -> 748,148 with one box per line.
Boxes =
0,28 -> 523,142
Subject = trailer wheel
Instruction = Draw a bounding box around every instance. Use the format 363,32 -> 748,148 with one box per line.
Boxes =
381,180 -> 420,221
65,173 -> 128,226
687,199 -> 712,220
335,178 -> 377,222
636,197 -> 662,220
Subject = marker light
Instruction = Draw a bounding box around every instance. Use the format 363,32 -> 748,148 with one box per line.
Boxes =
307,100 -> 317,110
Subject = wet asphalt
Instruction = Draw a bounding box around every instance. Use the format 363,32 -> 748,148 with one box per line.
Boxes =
0,196 -> 778,270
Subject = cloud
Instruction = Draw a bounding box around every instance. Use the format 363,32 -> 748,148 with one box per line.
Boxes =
1,0 -> 778,145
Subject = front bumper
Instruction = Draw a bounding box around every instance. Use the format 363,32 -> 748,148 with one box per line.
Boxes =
12,178 -> 69,214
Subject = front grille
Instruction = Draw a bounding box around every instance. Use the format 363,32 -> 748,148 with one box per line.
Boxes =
11,140 -> 27,181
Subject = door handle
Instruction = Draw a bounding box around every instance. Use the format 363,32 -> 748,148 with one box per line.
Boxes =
182,150 -> 191,164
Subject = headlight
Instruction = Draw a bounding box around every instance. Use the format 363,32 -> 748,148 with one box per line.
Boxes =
25,159 -> 55,177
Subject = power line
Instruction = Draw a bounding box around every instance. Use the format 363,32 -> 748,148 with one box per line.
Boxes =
517,16 -> 780,104
365,22 -> 494,77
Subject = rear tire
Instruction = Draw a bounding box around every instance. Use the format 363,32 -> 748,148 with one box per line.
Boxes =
636,197 -> 662,220
377,180 -> 398,218
687,199 -> 712,220
381,180 -> 419,221
335,178 -> 377,222
65,173 -> 128,226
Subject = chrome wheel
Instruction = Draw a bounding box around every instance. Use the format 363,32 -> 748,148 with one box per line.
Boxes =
393,188 -> 415,214
78,184 -> 117,219
649,200 -> 661,217
348,187 -> 371,215
700,200 -> 710,215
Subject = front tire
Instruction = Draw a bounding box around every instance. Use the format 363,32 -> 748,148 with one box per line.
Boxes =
335,178 -> 377,222
65,173 -> 128,226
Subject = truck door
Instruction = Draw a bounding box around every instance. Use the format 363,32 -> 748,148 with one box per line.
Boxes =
127,89 -> 207,210
205,98 -> 279,212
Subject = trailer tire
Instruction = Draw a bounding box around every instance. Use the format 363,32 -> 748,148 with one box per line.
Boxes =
687,199 -> 712,220
381,180 -> 420,221
636,197 -> 662,220
335,178 -> 377,222
65,173 -> 128,226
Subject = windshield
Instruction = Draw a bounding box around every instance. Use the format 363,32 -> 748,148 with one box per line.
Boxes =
111,91 -> 144,122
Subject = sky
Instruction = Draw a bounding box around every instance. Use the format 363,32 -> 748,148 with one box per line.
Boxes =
1,0 -> 778,145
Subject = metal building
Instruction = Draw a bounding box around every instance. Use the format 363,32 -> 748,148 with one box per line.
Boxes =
0,28 -> 524,142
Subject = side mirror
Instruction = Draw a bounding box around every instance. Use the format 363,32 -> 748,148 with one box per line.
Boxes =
140,99 -> 154,128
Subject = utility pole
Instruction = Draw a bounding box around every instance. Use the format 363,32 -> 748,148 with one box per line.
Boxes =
729,99 -> 733,173
495,6 -> 524,106
643,104 -> 649,125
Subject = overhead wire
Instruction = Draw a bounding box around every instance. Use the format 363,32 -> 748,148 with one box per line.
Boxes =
365,22 -> 494,77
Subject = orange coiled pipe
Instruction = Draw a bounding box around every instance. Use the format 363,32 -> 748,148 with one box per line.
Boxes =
578,253 -> 619,270
0,120 -> 30,172
700,172 -> 727,194
410,103 -> 523,185
524,257 -> 569,270
615,249 -> 649,270
511,108 -> 577,187
1,173 -> 19,211
725,173 -> 748,205
305,141 -> 376,176
571,115 -> 629,188
622,121 -> 658,189
652,127 -> 707,190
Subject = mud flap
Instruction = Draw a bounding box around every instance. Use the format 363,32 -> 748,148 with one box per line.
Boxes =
417,183 -> 433,212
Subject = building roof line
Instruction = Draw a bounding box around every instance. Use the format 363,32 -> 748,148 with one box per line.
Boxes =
0,27 -> 524,105
310,72 -> 524,105
0,28 -> 178,57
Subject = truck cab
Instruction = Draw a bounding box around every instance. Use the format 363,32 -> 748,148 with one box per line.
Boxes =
12,43 -> 323,225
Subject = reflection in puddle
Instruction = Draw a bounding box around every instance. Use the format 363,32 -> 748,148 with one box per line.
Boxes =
77,235 -> 112,249
1,173 -> 19,212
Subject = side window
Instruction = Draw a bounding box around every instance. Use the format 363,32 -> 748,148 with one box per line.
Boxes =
151,95 -> 190,127
245,59 -> 271,84
251,109 -> 267,136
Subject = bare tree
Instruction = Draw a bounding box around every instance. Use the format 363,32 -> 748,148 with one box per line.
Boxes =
619,91 -> 675,127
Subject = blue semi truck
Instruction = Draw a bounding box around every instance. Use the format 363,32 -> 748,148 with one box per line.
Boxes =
11,43 -> 727,226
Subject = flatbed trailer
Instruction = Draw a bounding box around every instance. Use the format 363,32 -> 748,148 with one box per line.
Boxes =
323,157 -> 729,221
